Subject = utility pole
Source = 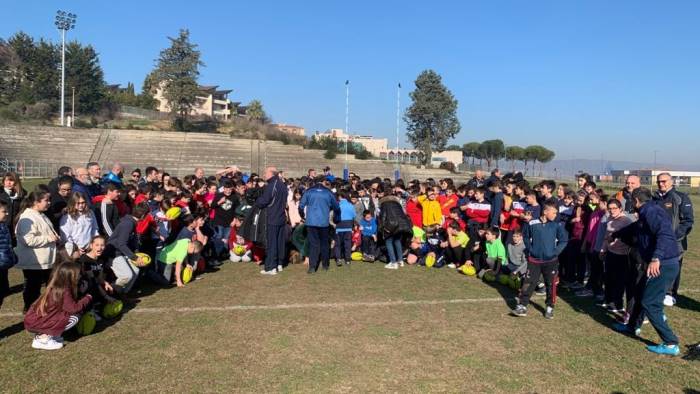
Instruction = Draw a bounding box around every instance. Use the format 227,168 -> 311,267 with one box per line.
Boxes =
55,10 -> 77,127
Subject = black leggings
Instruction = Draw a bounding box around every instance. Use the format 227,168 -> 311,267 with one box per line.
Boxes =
0,268 -> 9,309
445,246 -> 467,265
23,269 -> 52,312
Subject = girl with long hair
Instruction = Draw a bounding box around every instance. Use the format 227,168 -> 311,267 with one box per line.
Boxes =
59,192 -> 99,258
24,261 -> 93,350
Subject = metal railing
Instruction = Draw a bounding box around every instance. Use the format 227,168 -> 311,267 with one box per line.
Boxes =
0,158 -> 63,178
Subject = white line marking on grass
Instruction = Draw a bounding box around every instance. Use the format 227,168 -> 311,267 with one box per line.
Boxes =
1,289 -> 699,318
0,297 -> 504,317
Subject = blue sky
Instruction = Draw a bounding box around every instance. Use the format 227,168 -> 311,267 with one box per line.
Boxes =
4,1 -> 700,165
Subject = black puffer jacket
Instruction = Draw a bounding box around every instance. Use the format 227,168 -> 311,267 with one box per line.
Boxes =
378,195 -> 412,238
240,205 -> 268,247
0,187 -> 25,244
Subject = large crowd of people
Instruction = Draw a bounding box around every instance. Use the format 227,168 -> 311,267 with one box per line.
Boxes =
0,163 -> 694,356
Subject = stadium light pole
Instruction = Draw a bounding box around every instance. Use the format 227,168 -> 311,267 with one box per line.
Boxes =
344,80 -> 350,181
55,10 -> 76,127
394,83 -> 401,181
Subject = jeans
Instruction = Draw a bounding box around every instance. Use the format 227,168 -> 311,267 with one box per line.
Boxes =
213,225 -> 231,259
110,256 -> 139,294
307,226 -> 330,271
384,235 -> 403,263
641,260 -> 679,345
334,231 -> 352,262
22,269 -> 51,311
265,225 -> 286,272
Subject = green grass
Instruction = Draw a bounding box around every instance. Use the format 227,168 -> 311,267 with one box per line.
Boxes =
1,180 -> 698,392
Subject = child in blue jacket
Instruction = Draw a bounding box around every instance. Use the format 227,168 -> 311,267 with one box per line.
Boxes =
0,201 -> 18,308
334,191 -> 356,265
359,210 -> 378,261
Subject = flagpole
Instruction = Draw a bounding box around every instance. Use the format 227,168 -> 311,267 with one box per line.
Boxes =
394,82 -> 401,181
344,80 -> 350,181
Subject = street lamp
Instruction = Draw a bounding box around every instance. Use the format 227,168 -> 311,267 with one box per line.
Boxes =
344,80 -> 350,181
55,10 -> 77,127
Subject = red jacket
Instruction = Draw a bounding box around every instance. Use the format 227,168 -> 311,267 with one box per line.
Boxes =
438,194 -> 458,217
442,217 -> 466,231
465,201 -> 491,224
24,290 -> 92,336
405,199 -> 423,228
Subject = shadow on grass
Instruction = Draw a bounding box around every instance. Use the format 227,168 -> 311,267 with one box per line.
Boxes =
676,294 -> 700,313
0,321 -> 25,339
557,288 -> 658,346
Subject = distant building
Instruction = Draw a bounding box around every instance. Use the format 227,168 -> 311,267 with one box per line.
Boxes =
610,169 -> 700,187
153,83 -> 235,120
272,123 -> 305,136
379,149 -> 463,166
314,129 -> 388,156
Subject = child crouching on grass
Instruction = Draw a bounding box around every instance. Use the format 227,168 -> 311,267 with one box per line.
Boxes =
156,239 -> 204,287
78,235 -> 117,316
359,210 -> 377,261
24,261 -> 93,350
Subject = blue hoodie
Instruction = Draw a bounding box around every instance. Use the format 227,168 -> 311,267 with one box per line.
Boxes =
299,184 -> 340,227
523,218 -> 568,262
359,217 -> 377,236
336,199 -> 356,233
637,202 -> 681,264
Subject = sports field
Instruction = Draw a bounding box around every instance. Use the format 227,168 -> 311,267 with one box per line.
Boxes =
0,186 -> 698,393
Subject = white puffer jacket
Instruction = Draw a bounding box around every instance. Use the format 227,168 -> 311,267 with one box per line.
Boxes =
14,208 -> 57,270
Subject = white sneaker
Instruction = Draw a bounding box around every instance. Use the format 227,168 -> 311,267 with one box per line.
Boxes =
32,334 -> 63,350
447,263 -> 456,269
277,265 -> 283,272
385,262 -> 398,270
260,269 -> 278,276
663,295 -> 675,307
399,260 -> 405,267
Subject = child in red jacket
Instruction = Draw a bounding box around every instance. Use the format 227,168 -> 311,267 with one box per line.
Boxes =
24,261 -> 93,350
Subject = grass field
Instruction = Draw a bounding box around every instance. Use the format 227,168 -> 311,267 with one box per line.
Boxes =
1,180 -> 699,393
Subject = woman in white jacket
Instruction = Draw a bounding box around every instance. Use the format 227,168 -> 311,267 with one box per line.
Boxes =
15,189 -> 59,311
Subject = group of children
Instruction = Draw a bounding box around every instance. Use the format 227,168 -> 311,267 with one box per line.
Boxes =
0,165 -> 665,350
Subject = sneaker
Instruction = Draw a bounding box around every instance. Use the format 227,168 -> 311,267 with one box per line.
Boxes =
399,260 -> 405,267
447,263 -> 456,269
336,259 -> 344,267
605,303 -> 619,313
575,289 -> 594,297
260,269 -> 278,276
570,282 -> 585,290
535,288 -> 546,296
616,312 -> 630,325
385,262 -> 398,270
32,334 -> 63,350
511,304 -> 528,317
544,306 -> 554,320
277,265 -> 283,272
594,294 -> 605,302
646,343 -> 680,356
345,259 -> 351,265
663,295 -> 676,307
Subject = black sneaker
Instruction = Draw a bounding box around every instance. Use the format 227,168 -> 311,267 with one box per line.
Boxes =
336,259 -> 344,267
544,306 -> 554,320
511,304 -> 528,317
535,288 -> 546,296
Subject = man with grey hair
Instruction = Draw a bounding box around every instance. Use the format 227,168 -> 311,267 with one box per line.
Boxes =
255,166 -> 288,275
72,167 -> 94,208
653,172 -> 694,306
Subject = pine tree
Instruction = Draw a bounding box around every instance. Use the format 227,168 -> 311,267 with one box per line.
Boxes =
152,29 -> 203,130
404,70 -> 461,165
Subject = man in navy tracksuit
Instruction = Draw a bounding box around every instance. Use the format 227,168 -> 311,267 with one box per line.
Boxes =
512,203 -> 568,319
653,172 -> 693,306
615,188 -> 681,356
255,167 -> 288,275
299,177 -> 340,273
